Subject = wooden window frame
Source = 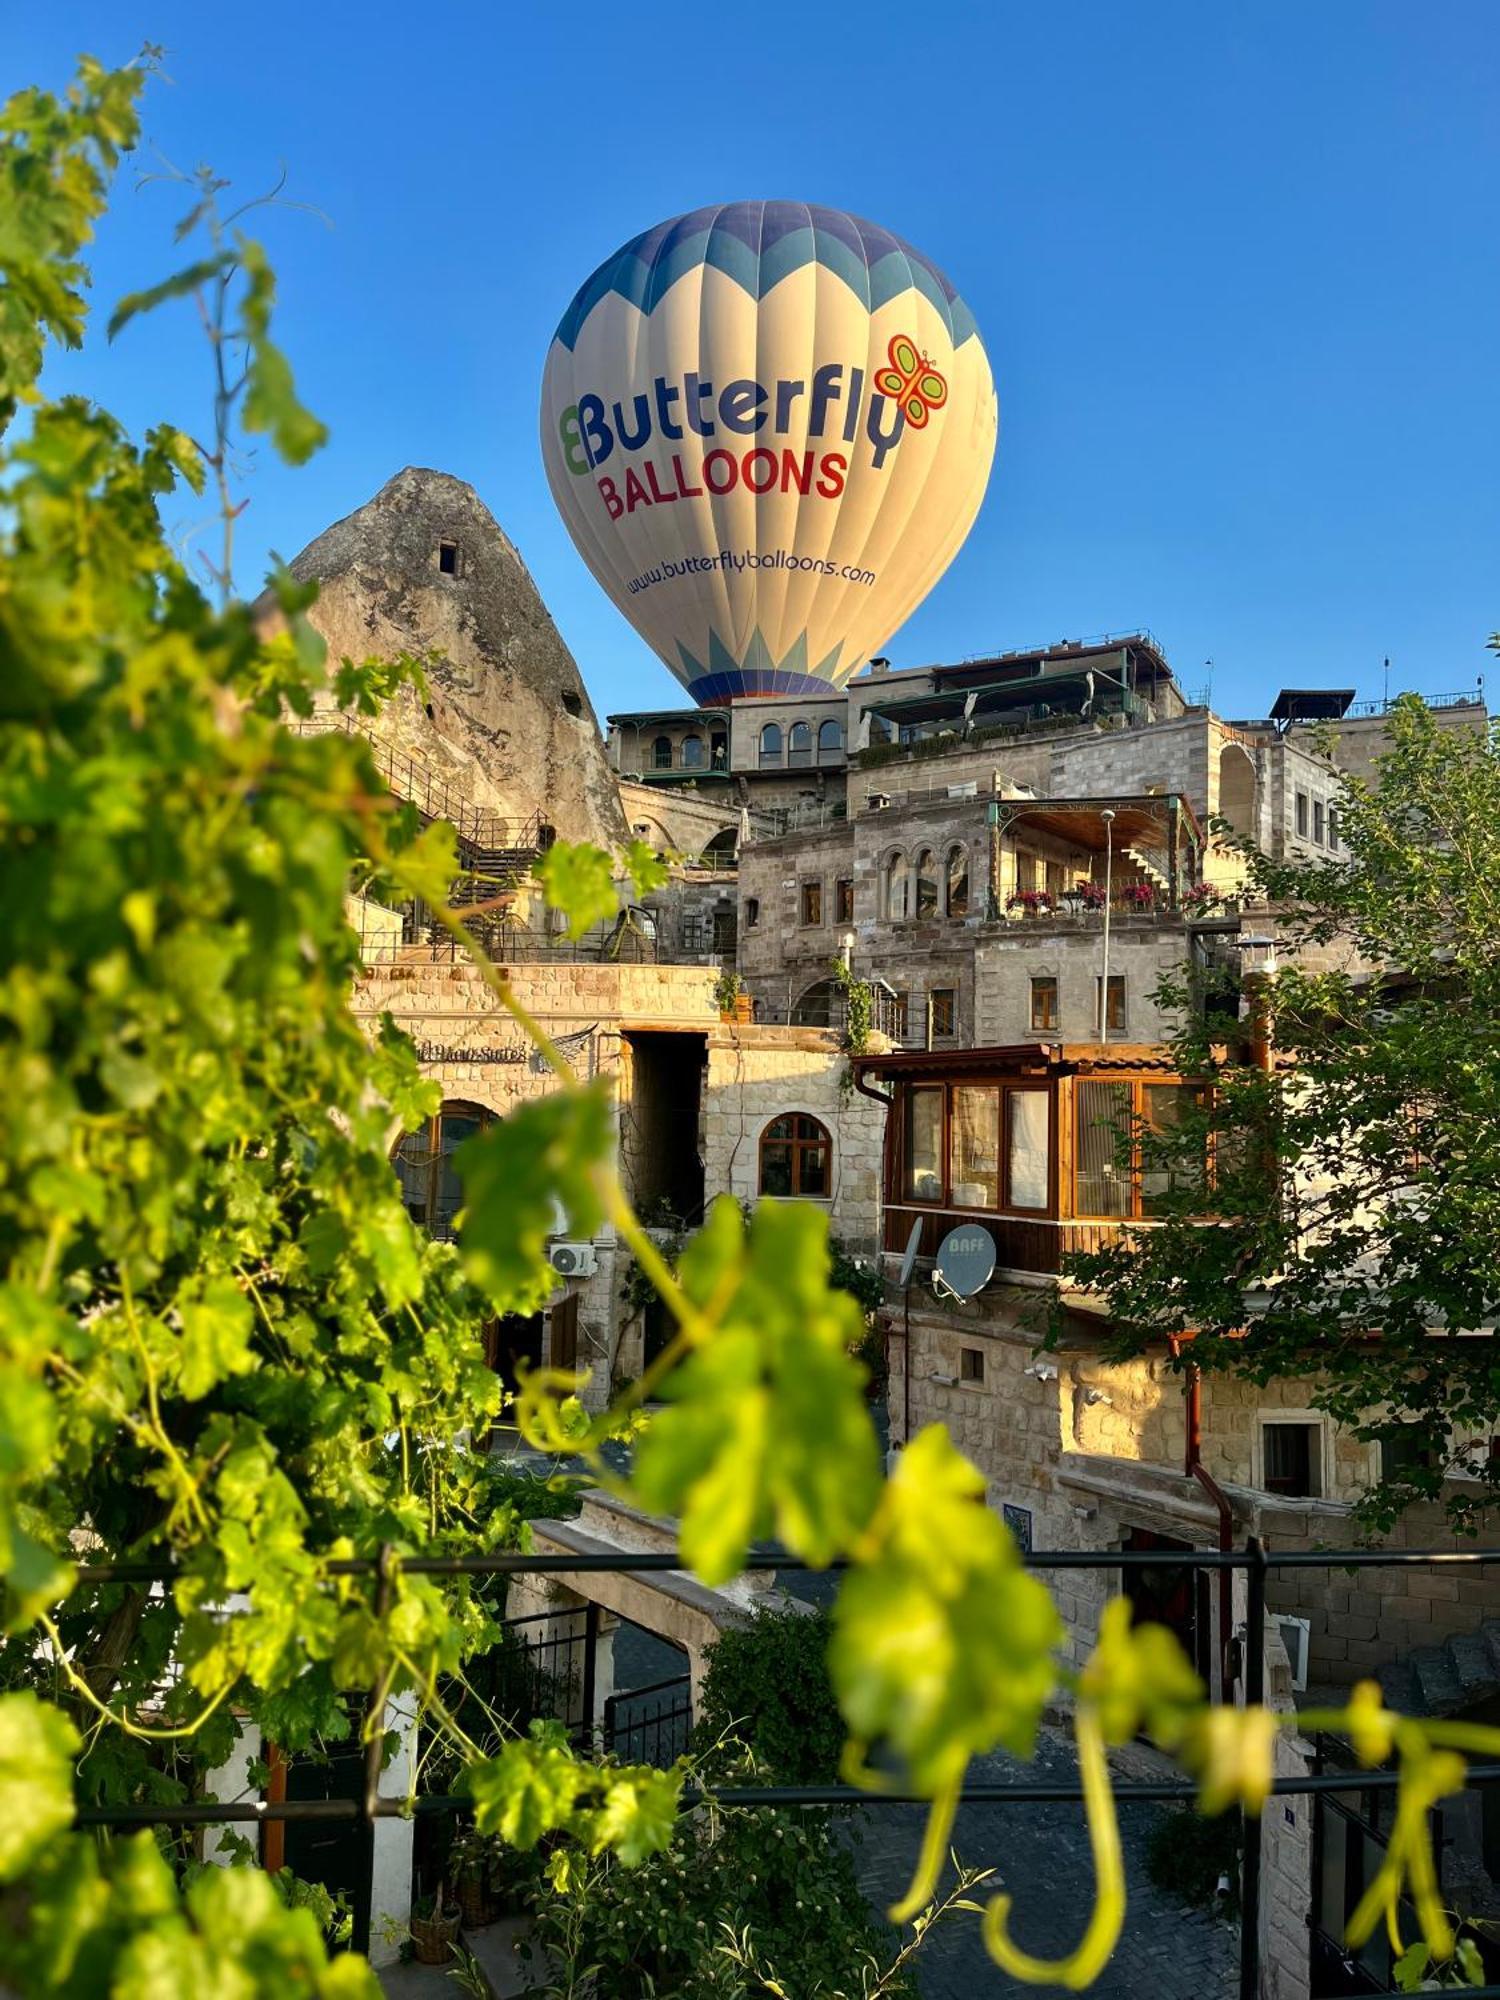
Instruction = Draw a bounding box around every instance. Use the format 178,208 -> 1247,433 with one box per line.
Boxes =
835,877 -> 854,924
393,1099 -> 491,1236
800,880 -> 822,926
759,1112 -> 833,1198
900,1080 -> 1057,1216
1071,1076 -> 1204,1222
1030,975 -> 1058,1032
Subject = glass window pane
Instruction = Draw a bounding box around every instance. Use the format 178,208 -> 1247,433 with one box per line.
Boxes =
761,1144 -> 793,1196
1141,1083 -> 1203,1216
1008,1090 -> 1050,1210
798,1140 -> 829,1197
1030,976 -> 1058,1031
905,1086 -> 943,1201
948,1088 -> 999,1208
1075,1081 -> 1132,1216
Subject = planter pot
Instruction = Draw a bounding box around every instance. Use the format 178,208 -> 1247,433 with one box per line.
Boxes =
411,1911 -> 460,1965
458,1875 -> 498,1930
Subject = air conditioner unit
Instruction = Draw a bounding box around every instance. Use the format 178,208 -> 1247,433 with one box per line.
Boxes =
548,1241 -> 598,1279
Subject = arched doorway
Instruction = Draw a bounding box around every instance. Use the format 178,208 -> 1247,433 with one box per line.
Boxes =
393,1099 -> 488,1240
1218,743 -> 1257,839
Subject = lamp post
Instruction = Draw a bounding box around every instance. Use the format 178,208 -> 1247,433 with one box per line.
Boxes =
1098,809 -> 1116,1039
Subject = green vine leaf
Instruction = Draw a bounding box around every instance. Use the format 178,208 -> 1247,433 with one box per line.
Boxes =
629,1198 -> 882,1584
829,1425 -> 1061,1791
457,1081 -> 612,1314
534,841 -> 620,939
0,1693 -> 78,1881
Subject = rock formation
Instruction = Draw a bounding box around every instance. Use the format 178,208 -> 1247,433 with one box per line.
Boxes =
262,467 -> 627,845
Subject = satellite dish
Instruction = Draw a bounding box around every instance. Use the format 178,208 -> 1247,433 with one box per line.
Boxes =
932,1224 -> 997,1302
897,1218 -> 924,1291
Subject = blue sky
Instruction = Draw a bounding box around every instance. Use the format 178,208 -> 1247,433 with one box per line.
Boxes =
12,2 -> 1498,720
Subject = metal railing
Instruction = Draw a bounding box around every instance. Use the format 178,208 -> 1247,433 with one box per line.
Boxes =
352,902 -> 661,967
290,714 -> 548,854
603,1672 -> 694,1769
57,1539 -> 1500,1995
1344,689 -> 1485,718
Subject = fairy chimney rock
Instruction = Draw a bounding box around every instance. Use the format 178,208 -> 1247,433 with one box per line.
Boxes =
265,467 -> 627,845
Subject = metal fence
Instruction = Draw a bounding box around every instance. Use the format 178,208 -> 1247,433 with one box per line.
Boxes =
60,1540 -> 1500,1997
289,714 -> 548,855
604,1672 -> 694,1768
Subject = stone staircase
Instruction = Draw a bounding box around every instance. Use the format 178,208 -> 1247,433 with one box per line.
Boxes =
1377,1623 -> 1500,1718
1123,844 -> 1171,894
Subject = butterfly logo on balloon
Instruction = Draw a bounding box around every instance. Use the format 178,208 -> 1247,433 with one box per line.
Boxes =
875,336 -> 949,428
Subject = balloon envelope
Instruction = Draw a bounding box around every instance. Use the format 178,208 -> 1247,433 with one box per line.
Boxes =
540,201 -> 996,705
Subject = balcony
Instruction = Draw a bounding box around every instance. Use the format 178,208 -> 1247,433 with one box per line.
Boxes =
882,1200 -> 1131,1273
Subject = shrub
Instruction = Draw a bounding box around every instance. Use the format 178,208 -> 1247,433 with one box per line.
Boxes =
696,1607 -> 844,1783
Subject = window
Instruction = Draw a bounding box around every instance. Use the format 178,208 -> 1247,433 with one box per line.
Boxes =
745,897 -> 760,928
882,850 -> 910,921
1074,1078 -> 1203,1220
1327,806 -> 1339,852
949,1087 -> 1000,1207
1007,1089 -> 1049,1209
911,1083 -> 1051,1213
835,877 -> 854,923
681,734 -> 705,768
930,989 -> 956,1038
759,723 -> 783,768
818,718 -> 844,761
800,880 -> 822,926
1312,800 -> 1325,845
759,1113 -> 831,1198
1075,1080 -> 1133,1218
1261,1420 -> 1322,1499
1140,1082 -> 1203,1216
788,721 -> 812,768
652,735 -> 673,770
1295,791 -> 1309,837
1095,974 -> 1126,1035
915,848 -> 938,918
791,979 -> 838,1027
1380,1430 -> 1438,1484
945,845 -> 969,917
960,1347 -> 985,1384
393,1100 -> 490,1238
561,690 -> 583,717
905,1086 -> 944,1201
438,540 -> 460,575
1030,975 -> 1058,1032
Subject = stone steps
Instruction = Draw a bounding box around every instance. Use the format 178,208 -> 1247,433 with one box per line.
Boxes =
1377,1619 -> 1500,1718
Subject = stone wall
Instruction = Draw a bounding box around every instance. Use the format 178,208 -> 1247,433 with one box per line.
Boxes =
974,917 -> 1191,1045
617,777 -> 742,860
891,1295 -> 1500,1694
703,1025 -> 885,1254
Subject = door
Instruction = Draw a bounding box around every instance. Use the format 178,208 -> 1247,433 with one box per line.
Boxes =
490,1312 -> 544,1386
1122,1527 -> 1207,1677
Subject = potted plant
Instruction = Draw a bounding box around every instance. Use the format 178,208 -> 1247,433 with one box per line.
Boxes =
1180,882 -> 1222,915
1077,880 -> 1109,911
1006,889 -> 1054,917
1120,881 -> 1156,912
410,1881 -> 461,1965
450,1827 -> 499,1931
713,967 -> 750,1021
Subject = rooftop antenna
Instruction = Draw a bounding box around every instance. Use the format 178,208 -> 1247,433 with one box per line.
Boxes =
1383,655 -> 1390,712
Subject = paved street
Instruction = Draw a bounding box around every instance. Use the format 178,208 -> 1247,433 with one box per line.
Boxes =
851,1730 -> 1239,2000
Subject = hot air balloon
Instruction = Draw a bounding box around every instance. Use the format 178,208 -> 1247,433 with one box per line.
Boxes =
540,201 -> 996,705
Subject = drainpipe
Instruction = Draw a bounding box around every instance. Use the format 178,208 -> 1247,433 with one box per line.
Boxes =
1097,809 -> 1115,1038
1172,1333 -> 1235,1693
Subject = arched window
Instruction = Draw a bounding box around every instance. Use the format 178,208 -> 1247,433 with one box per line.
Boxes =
393,1099 -> 490,1240
788,721 -> 813,768
759,722 -> 783,768
681,734 -> 705,768
701,826 -> 739,868
882,850 -> 910,921
946,843 -> 970,917
915,848 -> 938,918
651,735 -> 673,770
790,977 -> 838,1027
818,718 -> 844,761
759,1113 -> 832,1198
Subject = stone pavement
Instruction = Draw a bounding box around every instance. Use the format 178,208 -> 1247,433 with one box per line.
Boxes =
851,1730 -> 1240,2000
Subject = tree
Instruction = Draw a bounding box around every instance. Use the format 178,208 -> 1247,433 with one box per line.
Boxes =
1066,695 -> 1500,1529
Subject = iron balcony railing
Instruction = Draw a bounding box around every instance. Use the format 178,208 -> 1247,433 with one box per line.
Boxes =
61,1539 -> 1500,1995
290,713 -> 548,854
